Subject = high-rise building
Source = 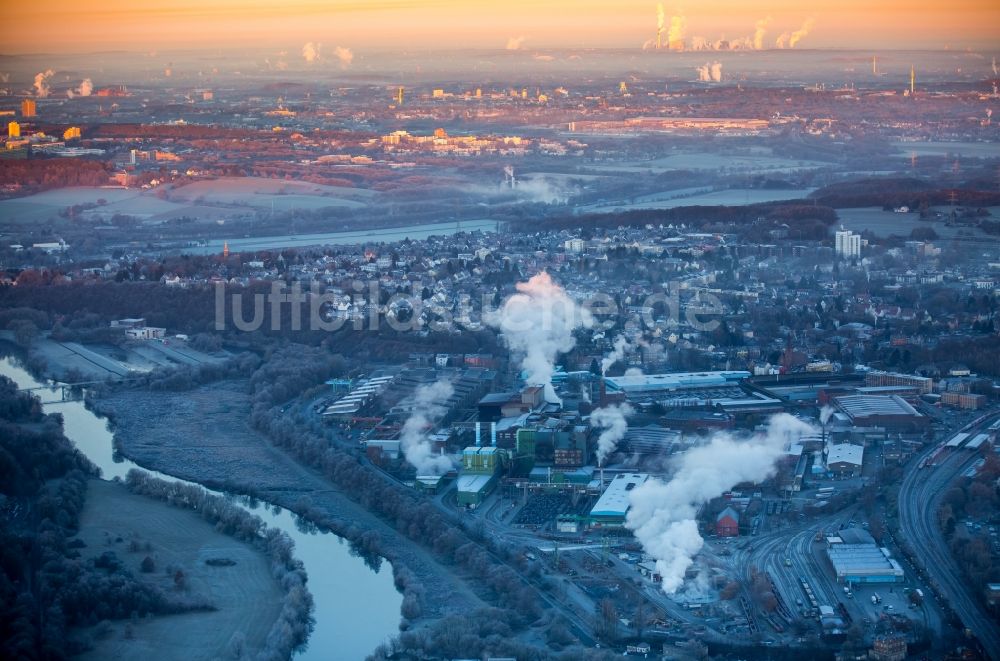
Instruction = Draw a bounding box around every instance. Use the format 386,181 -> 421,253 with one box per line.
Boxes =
7,121 -> 20,138
835,228 -> 861,258
21,99 -> 36,117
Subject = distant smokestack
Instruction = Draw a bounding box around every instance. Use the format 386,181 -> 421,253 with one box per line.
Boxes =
491,422 -> 497,447
476,422 -> 482,447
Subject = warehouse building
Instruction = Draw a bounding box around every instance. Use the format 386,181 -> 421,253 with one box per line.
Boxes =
825,442 -> 864,476
715,507 -> 740,537
603,371 -> 750,397
832,394 -> 928,432
864,371 -> 933,395
602,371 -> 781,413
589,473 -> 648,528
456,446 -> 504,508
825,529 -> 904,585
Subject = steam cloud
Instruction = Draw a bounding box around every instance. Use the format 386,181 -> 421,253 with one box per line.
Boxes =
788,18 -> 815,48
753,17 -> 772,50
33,69 -> 54,97
820,404 -> 835,426
696,61 -> 723,83
626,413 -> 816,593
506,36 -> 527,50
67,78 -> 93,98
489,272 -> 592,403
667,13 -> 686,50
302,42 -> 320,63
601,335 -> 631,374
592,403 -> 634,466
333,46 -> 354,68
400,380 -> 455,475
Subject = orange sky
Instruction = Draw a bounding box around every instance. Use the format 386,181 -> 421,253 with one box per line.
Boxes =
3,0 -> 999,54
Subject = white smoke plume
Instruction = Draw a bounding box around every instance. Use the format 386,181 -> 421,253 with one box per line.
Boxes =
513,177 -> 569,204
789,18 -> 815,48
690,36 -> 709,50
333,46 -> 353,69
697,61 -> 722,83
667,14 -> 686,50
33,69 -> 54,97
655,3 -> 665,46
775,33 -> 789,49
626,413 -> 816,593
0,73 -> 10,83
753,17 -> 772,50
400,380 -> 455,475
489,272 -> 592,403
302,42 -> 320,63
506,36 -> 527,50
624,367 -> 645,377
820,405 -> 835,426
67,78 -> 93,98
592,403 -> 633,466
601,335 -> 631,374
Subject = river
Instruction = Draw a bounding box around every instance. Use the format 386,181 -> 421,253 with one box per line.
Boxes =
146,219 -> 500,255
0,355 -> 402,660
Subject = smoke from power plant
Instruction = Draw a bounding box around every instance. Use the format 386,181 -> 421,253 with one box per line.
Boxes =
302,42 -> 320,63
489,272 -> 592,404
667,14 -> 686,50
506,35 -> 527,50
333,46 -> 354,68
67,78 -> 93,98
696,61 -> 723,82
753,17 -> 772,50
33,69 -> 54,97
400,380 -> 455,475
601,335 -> 632,374
592,403 -> 634,467
788,18 -> 815,48
626,413 -> 816,593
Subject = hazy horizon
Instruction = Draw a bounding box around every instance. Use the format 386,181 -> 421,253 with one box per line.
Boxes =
3,0 -> 998,55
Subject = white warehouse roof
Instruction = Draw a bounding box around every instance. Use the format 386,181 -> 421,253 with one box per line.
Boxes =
590,473 -> 649,518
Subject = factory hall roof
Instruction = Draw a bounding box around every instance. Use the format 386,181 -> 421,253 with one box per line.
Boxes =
603,371 -> 750,393
833,394 -> 921,420
590,473 -> 649,518
826,443 -> 864,467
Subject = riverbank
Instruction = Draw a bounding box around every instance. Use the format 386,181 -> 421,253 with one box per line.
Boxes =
93,381 -> 487,629
74,479 -> 284,661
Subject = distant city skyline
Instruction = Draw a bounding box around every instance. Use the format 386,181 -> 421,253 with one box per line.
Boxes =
3,0 -> 999,54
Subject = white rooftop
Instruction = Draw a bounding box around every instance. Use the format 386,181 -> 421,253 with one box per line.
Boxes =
826,443 -> 864,467
590,473 -> 649,518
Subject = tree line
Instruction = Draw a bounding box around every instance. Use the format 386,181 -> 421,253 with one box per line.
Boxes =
123,470 -> 314,661
0,376 -> 202,659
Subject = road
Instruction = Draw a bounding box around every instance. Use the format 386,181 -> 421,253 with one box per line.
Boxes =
898,414 -> 1000,660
